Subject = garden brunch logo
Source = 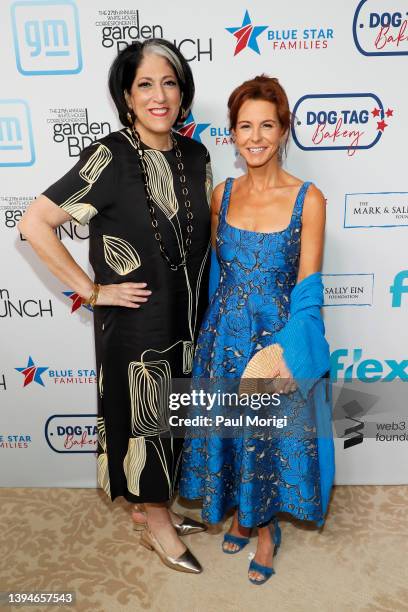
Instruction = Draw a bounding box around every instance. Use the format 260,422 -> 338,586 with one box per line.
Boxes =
291,93 -> 394,156
353,0 -> 408,56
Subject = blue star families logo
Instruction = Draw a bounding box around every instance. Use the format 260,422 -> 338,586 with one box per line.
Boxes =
15,356 -> 49,387
62,291 -> 93,313
226,9 -> 267,55
390,271 -> 408,307
226,10 -> 334,54
0,99 -> 35,167
178,111 -> 210,143
15,355 -> 97,387
353,0 -> 408,56
11,0 -> 82,75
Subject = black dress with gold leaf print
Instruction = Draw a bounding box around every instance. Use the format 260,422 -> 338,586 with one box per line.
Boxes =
43,128 -> 211,503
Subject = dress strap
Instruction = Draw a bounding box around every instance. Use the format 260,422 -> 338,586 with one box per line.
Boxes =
219,177 -> 234,224
292,181 -> 312,221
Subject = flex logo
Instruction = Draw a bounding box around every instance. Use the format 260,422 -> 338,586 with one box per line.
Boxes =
292,93 -> 394,156
353,0 -> 408,56
331,349 -> 408,382
390,270 -> 408,307
11,0 -> 82,75
0,100 -> 35,167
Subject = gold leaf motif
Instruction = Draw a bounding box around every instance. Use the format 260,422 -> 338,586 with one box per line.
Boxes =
60,143 -> 112,225
128,359 -> 171,437
123,437 -> 147,496
103,235 -> 141,276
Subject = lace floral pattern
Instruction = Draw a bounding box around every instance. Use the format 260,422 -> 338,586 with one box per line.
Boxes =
179,178 -> 323,527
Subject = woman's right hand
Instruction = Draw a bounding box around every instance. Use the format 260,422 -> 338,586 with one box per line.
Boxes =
96,282 -> 151,308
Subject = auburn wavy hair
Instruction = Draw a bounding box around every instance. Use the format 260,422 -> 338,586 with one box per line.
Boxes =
228,75 -> 291,156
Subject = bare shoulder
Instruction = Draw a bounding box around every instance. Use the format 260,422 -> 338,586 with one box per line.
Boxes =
303,183 -> 326,221
211,181 -> 226,215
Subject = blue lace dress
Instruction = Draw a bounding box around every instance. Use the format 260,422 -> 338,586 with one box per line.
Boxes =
179,178 -> 323,527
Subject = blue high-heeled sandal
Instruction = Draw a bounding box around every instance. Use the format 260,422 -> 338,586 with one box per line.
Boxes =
222,531 -> 250,554
248,517 -> 281,585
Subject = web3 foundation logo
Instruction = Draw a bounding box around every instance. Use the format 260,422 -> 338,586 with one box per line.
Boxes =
11,0 -> 82,75
0,100 -> 35,167
390,271 -> 408,306
45,414 -> 97,453
331,349 -> 408,382
292,93 -> 394,156
353,0 -> 408,56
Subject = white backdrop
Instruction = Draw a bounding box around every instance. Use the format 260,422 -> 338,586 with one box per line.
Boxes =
1,0 -> 407,488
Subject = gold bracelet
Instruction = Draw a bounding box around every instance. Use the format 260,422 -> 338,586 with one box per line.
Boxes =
83,283 -> 100,307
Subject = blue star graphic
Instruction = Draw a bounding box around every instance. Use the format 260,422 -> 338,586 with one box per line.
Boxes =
226,10 -> 268,55
178,111 -> 210,143
15,356 -> 49,387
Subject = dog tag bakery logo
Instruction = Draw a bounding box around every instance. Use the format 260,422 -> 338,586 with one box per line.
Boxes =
353,0 -> 408,56
45,414 -> 97,453
11,0 -> 82,75
0,100 -> 35,167
322,274 -> 374,307
292,93 -> 394,156
96,8 -> 213,61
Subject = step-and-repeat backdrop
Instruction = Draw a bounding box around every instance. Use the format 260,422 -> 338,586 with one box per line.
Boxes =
1,0 -> 407,488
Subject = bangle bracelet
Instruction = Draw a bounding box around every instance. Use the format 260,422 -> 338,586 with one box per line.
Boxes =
83,283 -> 100,307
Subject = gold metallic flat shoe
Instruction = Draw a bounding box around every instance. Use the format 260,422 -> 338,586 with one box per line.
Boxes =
139,527 -> 203,574
172,514 -> 208,535
132,506 -> 207,536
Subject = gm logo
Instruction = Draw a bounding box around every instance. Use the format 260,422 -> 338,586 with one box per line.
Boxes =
0,100 -> 35,167
11,0 -> 82,75
353,0 -> 408,56
390,271 -> 408,307
292,93 -> 386,156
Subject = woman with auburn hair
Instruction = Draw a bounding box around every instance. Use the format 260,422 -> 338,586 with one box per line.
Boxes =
180,75 -> 334,585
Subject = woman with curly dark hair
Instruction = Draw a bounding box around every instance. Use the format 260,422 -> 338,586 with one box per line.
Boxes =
18,39 -> 213,575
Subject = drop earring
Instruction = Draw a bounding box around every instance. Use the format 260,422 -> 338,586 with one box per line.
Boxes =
127,109 -> 135,126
